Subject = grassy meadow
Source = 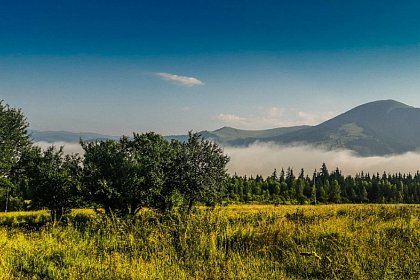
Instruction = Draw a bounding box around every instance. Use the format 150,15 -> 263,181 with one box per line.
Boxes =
0,204 -> 418,279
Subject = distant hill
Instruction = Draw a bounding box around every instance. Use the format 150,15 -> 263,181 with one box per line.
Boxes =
29,130 -> 119,143
31,100 -> 420,156
166,125 -> 309,145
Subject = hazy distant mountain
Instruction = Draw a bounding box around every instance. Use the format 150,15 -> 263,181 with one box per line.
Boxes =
206,125 -> 310,142
165,125 -> 309,144
31,100 -> 420,156
29,130 -> 119,143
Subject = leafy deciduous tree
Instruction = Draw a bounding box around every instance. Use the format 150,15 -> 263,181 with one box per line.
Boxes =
28,146 -> 82,221
169,132 -> 230,212
82,133 -> 174,215
0,101 -> 32,211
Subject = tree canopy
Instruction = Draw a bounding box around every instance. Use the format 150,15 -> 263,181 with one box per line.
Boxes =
26,146 -> 82,221
0,101 -> 31,178
170,132 -> 230,211
81,132 -> 230,215
0,101 -> 32,212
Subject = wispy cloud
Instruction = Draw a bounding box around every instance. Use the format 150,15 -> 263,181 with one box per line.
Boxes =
156,72 -> 204,87
217,113 -> 247,124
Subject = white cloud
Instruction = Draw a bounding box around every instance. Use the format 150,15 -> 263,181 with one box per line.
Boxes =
216,113 -> 247,124
224,142 -> 420,177
156,72 -> 204,87
267,107 -> 285,118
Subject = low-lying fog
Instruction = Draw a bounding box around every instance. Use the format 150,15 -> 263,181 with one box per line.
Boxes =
225,142 -> 420,176
35,141 -> 420,177
35,141 -> 85,155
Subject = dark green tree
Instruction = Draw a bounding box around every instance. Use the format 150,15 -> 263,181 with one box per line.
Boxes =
329,180 -> 341,203
0,101 -> 31,177
126,132 -> 173,212
82,133 -> 175,216
0,101 -> 32,211
28,146 -> 82,221
82,139 -> 131,216
170,132 -> 230,212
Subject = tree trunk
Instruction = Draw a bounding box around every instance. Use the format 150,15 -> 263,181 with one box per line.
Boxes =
51,208 -> 64,223
187,199 -> 194,213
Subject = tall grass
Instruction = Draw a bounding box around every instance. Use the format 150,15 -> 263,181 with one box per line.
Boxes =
0,204 -> 418,279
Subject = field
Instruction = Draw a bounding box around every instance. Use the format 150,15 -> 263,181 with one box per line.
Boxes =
0,204 -> 419,279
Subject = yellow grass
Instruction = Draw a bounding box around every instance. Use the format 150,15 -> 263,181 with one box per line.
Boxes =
0,204 -> 419,279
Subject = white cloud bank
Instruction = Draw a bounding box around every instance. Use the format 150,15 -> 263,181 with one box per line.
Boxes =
224,142 -> 420,177
156,72 -> 204,87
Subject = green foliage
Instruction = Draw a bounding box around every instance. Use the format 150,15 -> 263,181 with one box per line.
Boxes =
170,132 -> 230,211
26,146 -> 82,221
329,180 -> 341,203
227,163 -> 420,205
126,132 -> 174,212
82,133 -> 174,215
82,138 -> 136,216
0,101 -> 32,212
0,101 -> 31,177
82,132 -> 229,216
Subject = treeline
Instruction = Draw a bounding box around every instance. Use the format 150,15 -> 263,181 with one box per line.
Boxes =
226,164 -> 420,204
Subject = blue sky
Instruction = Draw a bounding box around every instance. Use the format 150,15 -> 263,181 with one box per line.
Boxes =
1,0 -> 420,135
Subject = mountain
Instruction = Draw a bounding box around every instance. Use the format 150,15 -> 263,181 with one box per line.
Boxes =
30,100 -> 420,156
267,100 -> 420,156
29,130 -> 119,143
166,125 -> 310,145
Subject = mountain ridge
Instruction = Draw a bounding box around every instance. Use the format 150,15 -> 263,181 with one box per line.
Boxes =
266,99 -> 420,155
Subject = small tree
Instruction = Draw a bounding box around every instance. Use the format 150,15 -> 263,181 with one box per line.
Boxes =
82,133 -> 172,216
0,101 -> 32,211
28,146 -> 81,221
0,101 -> 31,178
82,139 -> 131,216
125,132 -> 173,213
329,179 -> 341,203
170,132 -> 230,212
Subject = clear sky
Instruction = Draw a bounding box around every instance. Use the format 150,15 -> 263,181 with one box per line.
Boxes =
2,0 -> 420,135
